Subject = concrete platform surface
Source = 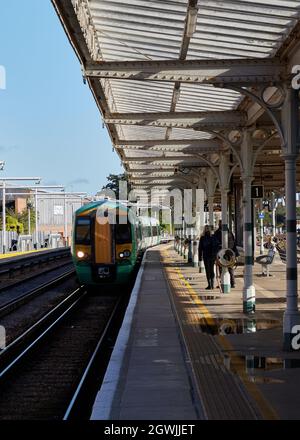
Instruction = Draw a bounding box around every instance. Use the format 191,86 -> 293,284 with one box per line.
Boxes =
91,243 -> 300,420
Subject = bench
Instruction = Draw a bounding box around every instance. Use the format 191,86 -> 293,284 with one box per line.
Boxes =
255,249 -> 276,277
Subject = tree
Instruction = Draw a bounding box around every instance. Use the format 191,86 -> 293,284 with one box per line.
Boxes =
100,173 -> 131,200
18,207 -> 36,235
0,208 -> 24,233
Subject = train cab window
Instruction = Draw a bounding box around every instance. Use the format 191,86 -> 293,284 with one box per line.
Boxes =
75,217 -> 91,244
116,223 -> 132,244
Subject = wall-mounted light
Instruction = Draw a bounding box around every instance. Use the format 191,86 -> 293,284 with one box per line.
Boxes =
186,7 -> 198,37
173,88 -> 181,105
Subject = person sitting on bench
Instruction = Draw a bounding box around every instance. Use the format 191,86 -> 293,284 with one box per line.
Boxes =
255,247 -> 276,276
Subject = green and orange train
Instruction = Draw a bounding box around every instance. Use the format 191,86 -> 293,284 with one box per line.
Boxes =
71,200 -> 160,286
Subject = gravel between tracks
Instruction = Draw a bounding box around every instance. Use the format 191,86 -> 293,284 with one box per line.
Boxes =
0,293 -> 117,420
0,275 -> 79,345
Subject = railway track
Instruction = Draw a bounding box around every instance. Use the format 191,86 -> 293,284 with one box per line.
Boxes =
0,286 -> 128,420
0,247 -> 72,292
0,267 -> 76,319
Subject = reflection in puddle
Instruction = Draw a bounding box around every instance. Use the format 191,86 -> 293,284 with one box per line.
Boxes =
223,354 -> 300,384
248,376 -> 285,384
199,317 -> 281,335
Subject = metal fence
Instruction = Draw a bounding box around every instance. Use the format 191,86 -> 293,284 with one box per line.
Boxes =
0,231 -> 65,253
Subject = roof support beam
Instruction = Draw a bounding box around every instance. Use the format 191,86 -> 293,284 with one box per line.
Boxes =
123,156 -> 206,168
85,58 -> 286,85
132,183 -> 187,188
127,168 -> 176,173
105,110 -> 246,129
116,139 -> 219,147
128,172 -> 176,176
123,155 -> 204,163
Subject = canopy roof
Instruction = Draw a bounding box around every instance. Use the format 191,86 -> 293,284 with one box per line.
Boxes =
52,0 -> 300,195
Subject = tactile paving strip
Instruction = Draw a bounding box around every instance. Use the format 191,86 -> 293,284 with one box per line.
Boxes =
162,250 -> 273,420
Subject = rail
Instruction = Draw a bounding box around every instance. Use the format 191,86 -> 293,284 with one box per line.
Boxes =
0,247 -> 71,278
0,267 -> 76,319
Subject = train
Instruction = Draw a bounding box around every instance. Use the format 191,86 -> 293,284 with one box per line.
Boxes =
71,199 -> 160,286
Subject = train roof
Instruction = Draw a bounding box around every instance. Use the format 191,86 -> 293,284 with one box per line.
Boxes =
75,201 -> 160,227
138,216 -> 160,226
75,199 -> 129,216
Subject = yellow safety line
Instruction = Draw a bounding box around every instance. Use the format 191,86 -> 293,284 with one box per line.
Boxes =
0,248 -> 51,260
162,251 -> 279,420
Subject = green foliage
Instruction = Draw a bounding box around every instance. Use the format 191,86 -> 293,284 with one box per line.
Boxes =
0,205 -> 35,234
18,208 -> 36,234
101,173 -> 131,200
0,209 -> 24,233
160,223 -> 172,233
256,203 -> 286,229
276,204 -> 286,227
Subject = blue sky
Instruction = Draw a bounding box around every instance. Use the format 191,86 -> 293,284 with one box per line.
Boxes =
0,0 -> 123,195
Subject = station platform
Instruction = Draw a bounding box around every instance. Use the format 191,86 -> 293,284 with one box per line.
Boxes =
91,243 -> 300,420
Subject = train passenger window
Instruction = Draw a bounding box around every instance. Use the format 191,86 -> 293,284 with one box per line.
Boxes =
116,223 -> 132,243
75,217 -> 91,244
136,225 -> 142,240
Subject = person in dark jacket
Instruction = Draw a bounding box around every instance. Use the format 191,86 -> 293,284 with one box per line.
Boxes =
214,220 -> 239,288
198,225 -> 219,290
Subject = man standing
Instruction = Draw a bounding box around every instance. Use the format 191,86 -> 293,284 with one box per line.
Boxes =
198,225 -> 219,290
214,220 -> 239,288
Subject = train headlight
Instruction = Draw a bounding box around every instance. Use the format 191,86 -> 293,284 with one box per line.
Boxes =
119,250 -> 131,259
77,251 -> 85,259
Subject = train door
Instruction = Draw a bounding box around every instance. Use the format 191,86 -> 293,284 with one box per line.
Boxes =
94,218 -> 115,265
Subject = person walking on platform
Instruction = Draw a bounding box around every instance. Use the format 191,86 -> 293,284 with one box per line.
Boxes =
198,225 -> 219,290
214,220 -> 239,288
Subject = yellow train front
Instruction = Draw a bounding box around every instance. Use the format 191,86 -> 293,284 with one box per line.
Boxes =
71,200 -> 160,286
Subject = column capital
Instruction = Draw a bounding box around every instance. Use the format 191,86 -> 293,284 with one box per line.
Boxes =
281,152 -> 299,161
240,175 -> 254,184
220,187 -> 230,194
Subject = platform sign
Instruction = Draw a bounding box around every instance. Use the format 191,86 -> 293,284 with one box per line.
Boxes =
251,185 -> 264,199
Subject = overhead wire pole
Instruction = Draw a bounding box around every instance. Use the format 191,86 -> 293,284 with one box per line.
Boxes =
0,177 -> 41,254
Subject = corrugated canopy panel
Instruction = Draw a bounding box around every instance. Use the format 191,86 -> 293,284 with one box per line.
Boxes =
89,0 -> 187,61
106,80 -> 174,113
64,0 -> 300,188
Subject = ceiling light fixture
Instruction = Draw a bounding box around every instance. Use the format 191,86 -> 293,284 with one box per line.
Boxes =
186,7 -> 198,37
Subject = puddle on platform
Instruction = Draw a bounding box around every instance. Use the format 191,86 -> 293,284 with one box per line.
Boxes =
199,317 -> 281,335
248,376 -> 285,384
222,354 -> 300,383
